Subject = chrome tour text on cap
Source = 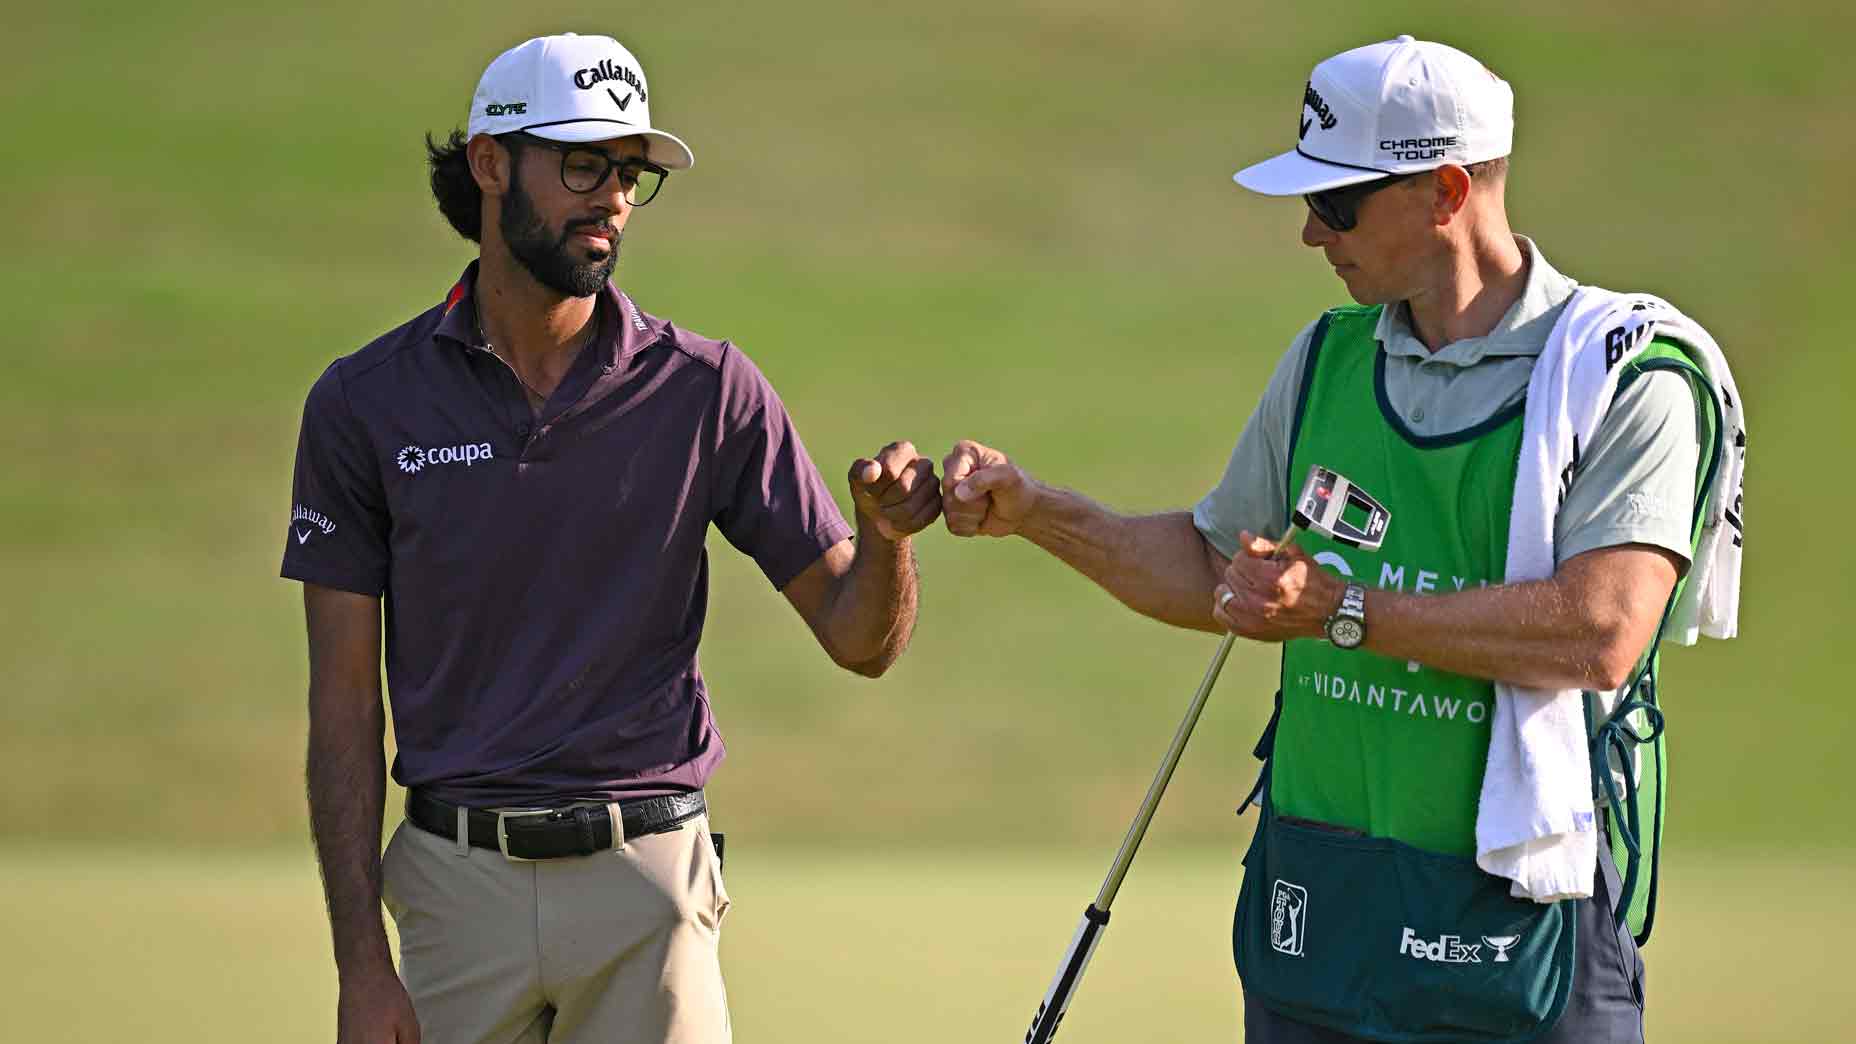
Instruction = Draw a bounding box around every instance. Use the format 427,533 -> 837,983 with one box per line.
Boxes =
1234,35 -> 1512,196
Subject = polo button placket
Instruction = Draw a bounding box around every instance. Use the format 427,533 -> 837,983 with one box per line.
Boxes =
519,420 -> 555,464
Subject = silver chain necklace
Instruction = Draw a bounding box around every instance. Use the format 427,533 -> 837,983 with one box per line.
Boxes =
474,298 -> 550,406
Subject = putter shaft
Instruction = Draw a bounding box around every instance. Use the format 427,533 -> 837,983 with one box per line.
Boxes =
1091,630 -> 1235,910
1024,521 -> 1314,1043
1090,523 -> 1302,911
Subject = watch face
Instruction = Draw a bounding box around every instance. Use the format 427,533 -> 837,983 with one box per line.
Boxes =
1328,617 -> 1366,649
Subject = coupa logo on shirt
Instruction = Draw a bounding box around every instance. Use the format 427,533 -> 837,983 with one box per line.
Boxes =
396,441 -> 495,475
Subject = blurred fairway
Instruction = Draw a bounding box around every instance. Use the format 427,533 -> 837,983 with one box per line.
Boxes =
2,0 -> 1853,1038
1,844 -> 1847,1042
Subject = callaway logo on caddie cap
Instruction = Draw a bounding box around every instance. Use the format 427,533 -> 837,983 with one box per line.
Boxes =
467,33 -> 694,171
1235,34 -> 1512,196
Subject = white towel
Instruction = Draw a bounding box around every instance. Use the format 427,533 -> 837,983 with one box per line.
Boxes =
1477,286 -> 1746,902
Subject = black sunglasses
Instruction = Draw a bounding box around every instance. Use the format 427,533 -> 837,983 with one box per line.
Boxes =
1302,171 -> 1423,233
500,132 -> 670,206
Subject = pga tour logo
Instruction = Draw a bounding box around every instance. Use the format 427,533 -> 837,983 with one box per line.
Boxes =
1269,880 -> 1308,957
397,442 -> 495,475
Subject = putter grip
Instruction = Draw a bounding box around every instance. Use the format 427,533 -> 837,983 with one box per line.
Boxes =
1023,905 -> 1110,1044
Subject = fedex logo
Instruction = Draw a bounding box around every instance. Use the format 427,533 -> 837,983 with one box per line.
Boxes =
1398,927 -> 1482,964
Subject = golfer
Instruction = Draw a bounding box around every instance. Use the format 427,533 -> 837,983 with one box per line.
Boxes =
282,33 -> 940,1044
943,35 -> 1741,1042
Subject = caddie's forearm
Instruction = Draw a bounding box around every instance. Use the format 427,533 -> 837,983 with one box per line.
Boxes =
1019,491 -> 1223,632
827,517 -> 919,677
305,686 -> 395,981
1361,576 -> 1642,691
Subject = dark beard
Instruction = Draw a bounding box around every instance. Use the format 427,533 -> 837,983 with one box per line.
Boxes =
500,174 -> 620,298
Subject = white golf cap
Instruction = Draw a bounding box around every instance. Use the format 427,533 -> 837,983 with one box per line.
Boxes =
466,33 -> 694,170
1234,35 -> 1511,196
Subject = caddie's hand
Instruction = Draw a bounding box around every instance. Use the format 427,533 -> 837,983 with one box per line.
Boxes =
1211,530 -> 1346,643
941,439 -> 1038,537
848,441 -> 942,542
336,966 -> 421,1044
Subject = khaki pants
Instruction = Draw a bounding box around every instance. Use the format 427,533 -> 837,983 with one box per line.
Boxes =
381,812 -> 732,1044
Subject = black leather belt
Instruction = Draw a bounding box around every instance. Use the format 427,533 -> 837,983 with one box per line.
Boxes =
406,789 -> 706,860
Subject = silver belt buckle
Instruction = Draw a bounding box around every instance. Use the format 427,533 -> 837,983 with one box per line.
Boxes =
495,809 -> 550,862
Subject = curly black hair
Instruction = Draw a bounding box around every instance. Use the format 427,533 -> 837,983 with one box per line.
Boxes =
425,130 -> 480,241
426,130 -> 529,242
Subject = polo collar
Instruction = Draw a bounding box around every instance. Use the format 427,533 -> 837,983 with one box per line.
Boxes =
1374,236 -> 1579,366
434,261 -> 667,367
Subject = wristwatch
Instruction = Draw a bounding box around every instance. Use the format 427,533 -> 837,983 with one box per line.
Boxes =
1325,583 -> 1368,649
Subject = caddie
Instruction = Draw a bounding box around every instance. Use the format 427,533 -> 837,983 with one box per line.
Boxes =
281,33 -> 942,1044
940,34 -> 1744,1043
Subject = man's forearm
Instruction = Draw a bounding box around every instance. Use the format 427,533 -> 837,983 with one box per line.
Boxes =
1364,576 -> 1651,691
306,689 -> 394,980
1343,546 -> 1676,691
825,518 -> 919,677
1018,489 -> 1224,632
1218,538 -> 1677,692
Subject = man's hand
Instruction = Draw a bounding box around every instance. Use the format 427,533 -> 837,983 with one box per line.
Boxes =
941,439 -> 1039,537
1211,529 -> 1346,642
337,965 -> 420,1044
848,441 -> 942,541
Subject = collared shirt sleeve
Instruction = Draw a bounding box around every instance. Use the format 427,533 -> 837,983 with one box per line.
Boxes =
711,345 -> 854,590
280,361 -> 390,595
1555,363 -> 1703,567
1192,320 -> 1321,558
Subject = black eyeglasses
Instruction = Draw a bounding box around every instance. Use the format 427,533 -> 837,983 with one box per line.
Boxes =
501,133 -> 670,206
1302,171 -> 1422,233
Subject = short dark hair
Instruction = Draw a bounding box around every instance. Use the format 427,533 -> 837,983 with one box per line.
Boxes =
1466,156 -> 1509,181
426,130 -> 530,242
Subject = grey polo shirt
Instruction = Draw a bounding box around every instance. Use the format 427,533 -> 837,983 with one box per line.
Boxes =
281,263 -> 852,807
1194,237 -> 1703,570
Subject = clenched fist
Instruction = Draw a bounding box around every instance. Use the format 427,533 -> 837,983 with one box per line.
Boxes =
940,439 -> 1038,537
848,441 -> 942,541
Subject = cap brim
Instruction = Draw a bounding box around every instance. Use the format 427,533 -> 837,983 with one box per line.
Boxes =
1233,149 -> 1386,196
521,121 -> 695,170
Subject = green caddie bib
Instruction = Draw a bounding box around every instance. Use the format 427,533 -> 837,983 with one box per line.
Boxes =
1232,307 -> 1720,1041
1275,306 -> 1521,855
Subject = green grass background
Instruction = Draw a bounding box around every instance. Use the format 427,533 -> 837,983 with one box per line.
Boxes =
2,1 -> 1850,1040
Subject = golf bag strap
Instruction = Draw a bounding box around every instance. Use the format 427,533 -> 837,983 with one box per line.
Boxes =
1236,689 -> 1284,817
1592,571 -> 1683,941
1592,671 -> 1663,934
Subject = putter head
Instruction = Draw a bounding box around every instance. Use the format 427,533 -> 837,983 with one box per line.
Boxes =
1292,465 -> 1391,551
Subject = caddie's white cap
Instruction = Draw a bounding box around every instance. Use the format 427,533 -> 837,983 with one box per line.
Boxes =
1234,35 -> 1511,196
467,33 -> 694,170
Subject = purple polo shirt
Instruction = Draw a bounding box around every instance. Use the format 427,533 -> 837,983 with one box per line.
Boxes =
281,263 -> 852,807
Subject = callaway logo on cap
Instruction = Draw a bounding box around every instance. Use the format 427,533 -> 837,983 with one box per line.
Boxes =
1234,35 -> 1511,196
467,33 -> 694,170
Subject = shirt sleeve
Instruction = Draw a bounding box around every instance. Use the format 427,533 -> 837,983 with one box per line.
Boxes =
280,361 -> 391,595
710,345 -> 854,589
1555,363 -> 1703,567
1192,320 -> 1320,558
